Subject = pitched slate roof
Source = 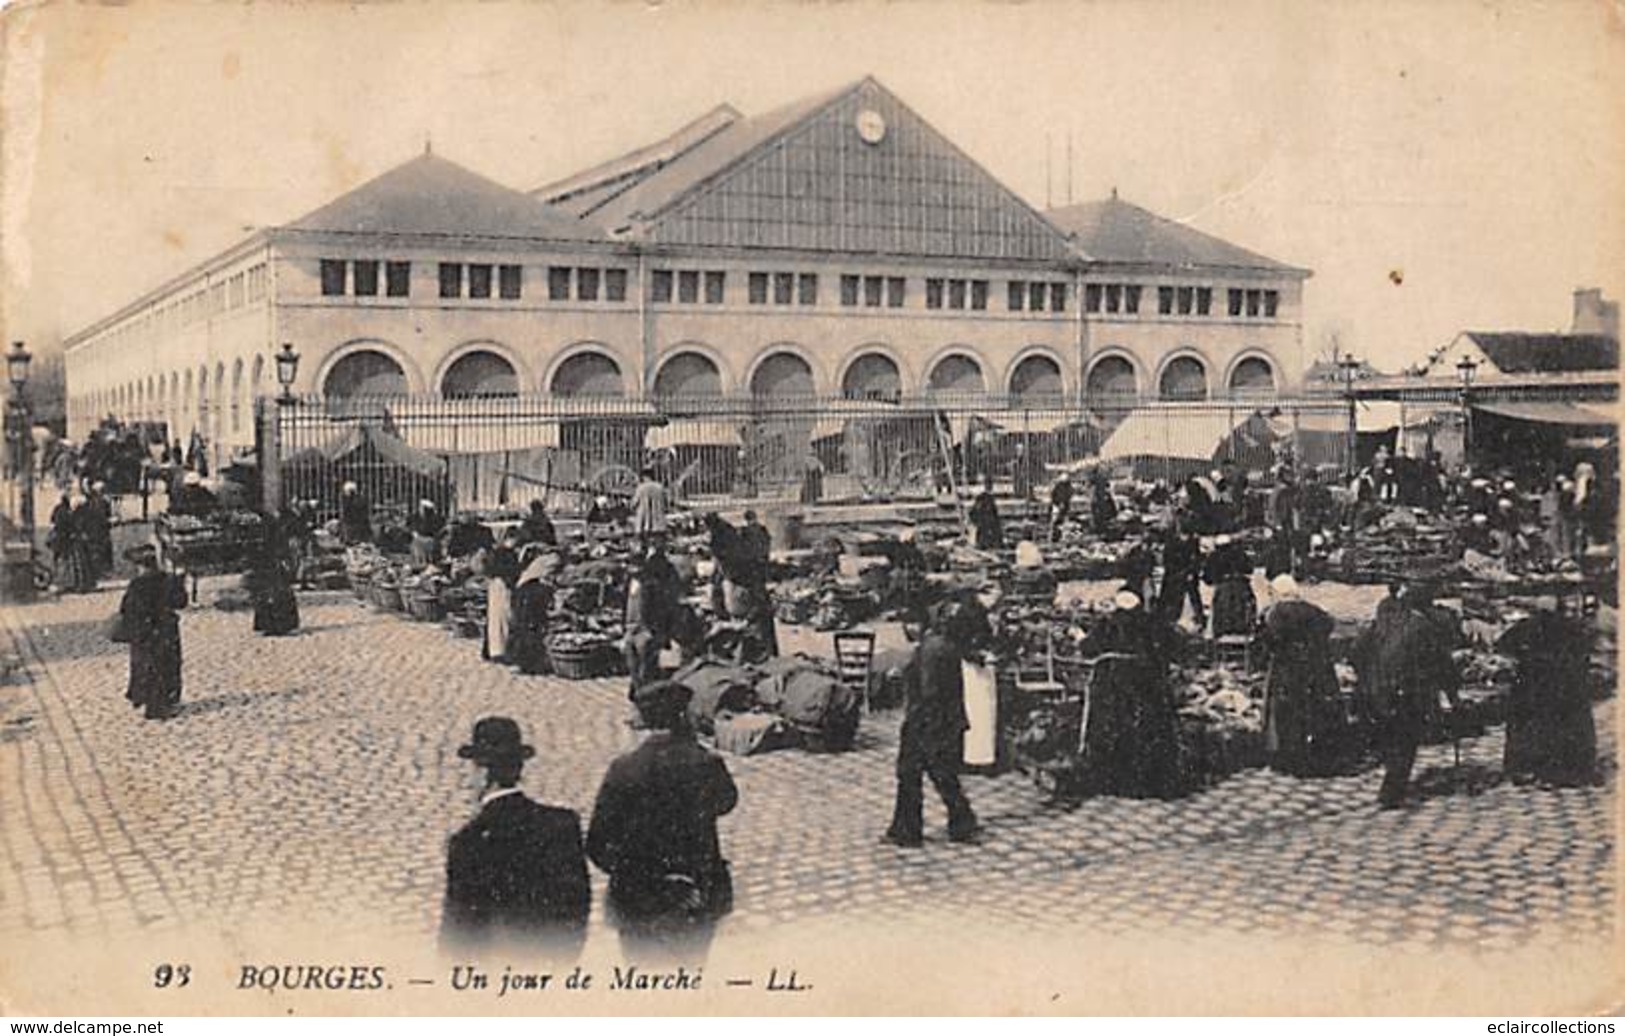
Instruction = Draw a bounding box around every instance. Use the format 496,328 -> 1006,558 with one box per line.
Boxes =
537,105 -> 742,217
1046,196 -> 1305,274
540,80 -> 862,233
1461,332 -> 1620,375
282,152 -> 601,242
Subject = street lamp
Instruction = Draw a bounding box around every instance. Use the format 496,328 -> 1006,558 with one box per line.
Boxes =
7,341 -> 35,570
1456,355 -> 1478,469
1339,352 -> 1362,476
275,342 -> 300,402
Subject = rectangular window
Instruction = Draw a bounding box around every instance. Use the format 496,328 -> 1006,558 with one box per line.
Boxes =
1029,282 -> 1046,312
1008,281 -> 1026,311
320,259 -> 347,296
841,274 -> 861,306
798,273 -> 818,305
1085,284 -> 1102,313
1158,286 -> 1175,315
970,280 -> 988,310
1125,285 -> 1142,315
1176,286 -> 1194,315
549,266 -> 573,301
1245,289 -> 1261,317
386,261 -> 411,297
605,268 -> 628,301
1050,283 -> 1067,313
703,270 -> 725,304
499,264 -> 522,300
677,270 -> 700,304
1228,288 -> 1244,317
468,263 -> 493,299
864,275 -> 884,307
651,269 -> 673,303
774,272 -> 795,305
925,278 -> 945,309
438,263 -> 463,299
748,272 -> 769,305
886,277 -> 905,308
1105,284 -> 1122,313
1196,287 -> 1213,315
351,260 -> 378,297
576,267 -> 599,302
1264,290 -> 1279,318
948,279 -> 967,310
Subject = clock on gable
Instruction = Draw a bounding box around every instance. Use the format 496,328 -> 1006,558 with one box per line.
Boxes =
855,108 -> 887,145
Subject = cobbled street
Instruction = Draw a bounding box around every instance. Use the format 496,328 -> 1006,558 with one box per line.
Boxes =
0,579 -> 1615,971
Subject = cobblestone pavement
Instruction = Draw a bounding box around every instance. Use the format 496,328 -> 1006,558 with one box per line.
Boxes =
0,580 -> 1615,959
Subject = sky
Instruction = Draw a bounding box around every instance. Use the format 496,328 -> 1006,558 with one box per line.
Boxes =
2,0 -> 1622,377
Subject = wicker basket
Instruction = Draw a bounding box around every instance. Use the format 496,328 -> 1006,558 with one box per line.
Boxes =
348,571 -> 373,601
547,638 -> 609,680
373,582 -> 404,612
405,592 -> 444,622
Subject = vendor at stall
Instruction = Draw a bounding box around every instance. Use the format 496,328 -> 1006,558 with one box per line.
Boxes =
339,482 -> 373,545
1499,596 -> 1597,788
733,511 -> 778,658
1203,533 -> 1256,637
1049,472 -> 1074,542
509,549 -> 557,676
446,514 -> 495,559
623,539 -> 682,695
1155,520 -> 1205,629
168,471 -> 218,516
1091,471 -> 1118,537
1075,586 -> 1185,799
481,533 -> 521,664
1258,575 -> 1345,776
969,488 -> 1003,551
409,500 -> 446,567
517,499 -> 557,548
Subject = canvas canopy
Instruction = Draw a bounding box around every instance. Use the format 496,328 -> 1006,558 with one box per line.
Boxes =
284,422 -> 447,477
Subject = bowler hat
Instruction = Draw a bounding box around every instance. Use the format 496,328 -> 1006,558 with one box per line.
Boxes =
457,716 -> 535,764
632,681 -> 694,730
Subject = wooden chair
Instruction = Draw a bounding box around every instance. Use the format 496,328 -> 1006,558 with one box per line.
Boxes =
833,630 -> 876,713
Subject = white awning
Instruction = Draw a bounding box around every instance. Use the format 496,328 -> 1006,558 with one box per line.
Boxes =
1099,405 -> 1259,463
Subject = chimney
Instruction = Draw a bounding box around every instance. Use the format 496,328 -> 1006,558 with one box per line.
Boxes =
1572,287 -> 1620,340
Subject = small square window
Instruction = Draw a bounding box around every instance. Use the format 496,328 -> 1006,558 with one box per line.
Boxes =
578,268 -> 601,302
1050,283 -> 1066,313
438,263 -> 462,299
1177,286 -> 1194,315
748,272 -> 769,305
549,267 -> 572,301
774,272 -> 794,305
678,270 -> 700,304
468,264 -> 493,299
798,273 -> 818,305
1228,289 -> 1244,317
948,280 -> 967,310
1008,282 -> 1026,311
970,280 -> 988,311
1105,284 -> 1122,313
499,264 -> 522,300
703,271 -> 725,304
886,277 -> 905,308
385,261 -> 411,297
1085,284 -> 1102,313
320,260 -> 347,296
1125,285 -> 1141,314
841,275 -> 860,306
651,270 -> 673,303
925,278 -> 944,309
1263,290 -> 1279,318
1158,287 -> 1175,315
1245,289 -> 1261,317
864,275 -> 883,307
605,268 -> 628,301
1029,282 -> 1046,312
347,261 -> 376,297
1196,288 -> 1213,315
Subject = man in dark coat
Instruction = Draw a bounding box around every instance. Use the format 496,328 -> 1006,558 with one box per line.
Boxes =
588,681 -> 738,962
83,481 -> 114,579
445,515 -> 495,560
338,481 -> 373,545
1499,597 -> 1596,787
885,601 -> 981,848
1091,472 -> 1118,537
1049,473 -> 1074,542
1353,581 -> 1460,808
517,499 -> 557,549
969,489 -> 1003,551
441,716 -> 590,957
733,511 -> 778,658
119,545 -> 188,720
1155,521 -> 1205,628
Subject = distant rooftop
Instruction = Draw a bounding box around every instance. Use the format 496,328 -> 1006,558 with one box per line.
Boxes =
1047,195 -> 1307,275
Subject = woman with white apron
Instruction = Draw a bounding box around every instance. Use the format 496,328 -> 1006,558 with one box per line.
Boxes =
481,536 -> 520,664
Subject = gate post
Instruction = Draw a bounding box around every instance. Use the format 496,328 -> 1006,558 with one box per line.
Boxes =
257,397 -> 283,513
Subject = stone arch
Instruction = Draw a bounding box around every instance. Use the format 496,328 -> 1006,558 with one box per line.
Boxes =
548,348 -> 625,398
441,350 -> 519,398
840,350 -> 904,399
653,349 -> 725,399
748,349 -> 816,399
1226,351 -> 1277,396
231,359 -> 245,432
1157,350 -> 1210,401
315,339 -> 423,397
925,349 -> 986,395
321,344 -> 412,398
1085,351 -> 1140,401
434,340 -> 532,396
1007,349 -> 1066,401
251,354 -> 264,397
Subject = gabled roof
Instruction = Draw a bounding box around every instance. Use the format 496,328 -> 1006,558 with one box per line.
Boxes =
282,152 -> 602,242
1046,196 -> 1306,275
536,104 -> 742,216
1459,332 -> 1619,375
543,80 -> 861,233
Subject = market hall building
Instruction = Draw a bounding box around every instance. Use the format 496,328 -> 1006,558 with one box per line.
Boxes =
62,77 -> 1311,472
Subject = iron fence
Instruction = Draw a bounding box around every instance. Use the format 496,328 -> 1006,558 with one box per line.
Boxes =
262,391 -> 1416,519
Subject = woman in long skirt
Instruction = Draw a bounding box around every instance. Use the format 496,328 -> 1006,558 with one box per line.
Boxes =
50,490 -> 97,593
481,537 -> 520,663
1259,575 -> 1346,776
120,546 -> 188,720
1203,535 -> 1257,637
508,553 -> 555,675
1501,597 -> 1596,787
249,537 -> 301,636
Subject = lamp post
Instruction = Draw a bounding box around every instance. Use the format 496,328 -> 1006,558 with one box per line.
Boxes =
1456,355 -> 1478,470
275,341 -> 300,403
265,342 -> 299,513
7,341 -> 35,568
1338,352 -> 1361,476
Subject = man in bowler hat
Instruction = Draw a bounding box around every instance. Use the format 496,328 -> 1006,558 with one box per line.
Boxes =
587,681 -> 738,962
441,716 -> 590,956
